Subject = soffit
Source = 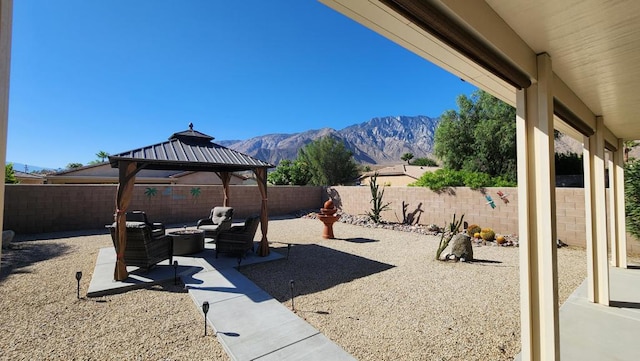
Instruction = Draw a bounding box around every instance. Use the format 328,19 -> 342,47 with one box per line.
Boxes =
484,0 -> 640,139
321,0 -> 640,140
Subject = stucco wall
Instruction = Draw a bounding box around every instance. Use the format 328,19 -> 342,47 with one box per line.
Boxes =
4,184 -> 323,234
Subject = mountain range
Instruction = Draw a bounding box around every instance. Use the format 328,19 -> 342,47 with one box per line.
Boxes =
218,115 -> 440,165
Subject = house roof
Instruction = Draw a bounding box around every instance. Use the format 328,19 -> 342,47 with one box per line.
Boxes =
360,165 -> 439,180
108,124 -> 274,172
45,162 -> 249,184
15,170 -> 45,179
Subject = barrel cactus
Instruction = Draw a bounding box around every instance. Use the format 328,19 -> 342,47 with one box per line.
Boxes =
467,224 -> 481,237
480,228 -> 495,242
496,234 -> 506,244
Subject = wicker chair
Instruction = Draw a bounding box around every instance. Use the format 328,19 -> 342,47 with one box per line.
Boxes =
196,207 -> 234,240
108,222 -> 173,271
126,210 -> 166,238
215,215 -> 260,258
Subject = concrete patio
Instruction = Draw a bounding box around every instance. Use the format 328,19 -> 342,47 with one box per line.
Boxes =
515,264 -> 640,361
87,235 -> 356,361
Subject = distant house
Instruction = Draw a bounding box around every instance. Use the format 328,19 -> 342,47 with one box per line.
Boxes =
359,164 -> 439,187
15,170 -> 46,184
45,162 -> 249,185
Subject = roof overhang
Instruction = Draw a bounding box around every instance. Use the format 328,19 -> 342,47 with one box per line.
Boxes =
320,0 -> 640,142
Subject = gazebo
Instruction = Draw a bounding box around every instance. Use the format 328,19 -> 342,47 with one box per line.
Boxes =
108,123 -> 274,281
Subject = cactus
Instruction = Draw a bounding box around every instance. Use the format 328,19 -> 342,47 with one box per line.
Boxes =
366,172 -> 391,223
480,228 -> 495,242
467,224 -> 481,237
435,213 -> 465,260
496,235 -> 506,244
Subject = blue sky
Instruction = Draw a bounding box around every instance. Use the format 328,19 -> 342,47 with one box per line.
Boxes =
7,0 -> 476,170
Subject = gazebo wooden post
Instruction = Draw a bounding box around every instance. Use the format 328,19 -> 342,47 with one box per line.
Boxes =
114,161 -> 140,281
216,171 -> 231,207
255,168 -> 270,256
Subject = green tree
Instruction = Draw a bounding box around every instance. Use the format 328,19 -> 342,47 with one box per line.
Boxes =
96,150 -> 110,162
5,163 -> 18,184
66,162 -> 83,169
434,90 -> 517,182
624,140 -> 639,163
297,136 -> 359,186
555,152 -> 583,175
625,160 -> 640,239
267,159 -> 312,185
401,152 -> 414,165
411,157 -> 438,167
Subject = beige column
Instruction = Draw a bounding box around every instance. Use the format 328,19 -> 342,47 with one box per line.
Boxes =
610,139 -> 627,268
583,117 -> 610,305
0,0 -> 13,263
517,53 -> 560,361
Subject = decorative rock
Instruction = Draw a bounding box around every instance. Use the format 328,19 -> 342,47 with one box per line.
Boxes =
449,233 -> 473,261
2,230 -> 15,248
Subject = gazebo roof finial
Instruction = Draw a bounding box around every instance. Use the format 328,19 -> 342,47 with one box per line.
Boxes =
188,122 -> 194,131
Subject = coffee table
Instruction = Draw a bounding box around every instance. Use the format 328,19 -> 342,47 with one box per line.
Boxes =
169,229 -> 205,255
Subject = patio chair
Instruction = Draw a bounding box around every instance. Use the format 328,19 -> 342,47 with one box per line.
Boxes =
126,210 -> 166,237
108,222 -> 173,271
196,206 -> 234,240
215,215 -> 260,258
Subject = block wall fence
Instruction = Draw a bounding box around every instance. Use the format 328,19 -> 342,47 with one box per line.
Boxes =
4,184 -> 639,255
3,184 -> 324,234
328,186 -> 640,255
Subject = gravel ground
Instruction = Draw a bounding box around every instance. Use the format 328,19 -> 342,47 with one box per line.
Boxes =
0,217 -> 617,360
0,231 -> 228,361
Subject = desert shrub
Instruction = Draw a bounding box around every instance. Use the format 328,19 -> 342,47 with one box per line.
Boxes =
411,169 -> 516,191
462,171 -> 492,189
412,157 -> 439,167
411,169 -> 463,191
625,160 -> 640,238
493,176 -> 517,187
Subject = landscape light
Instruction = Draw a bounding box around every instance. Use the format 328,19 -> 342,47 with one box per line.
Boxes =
202,301 -> 210,336
287,243 -> 292,260
173,261 -> 179,285
75,271 -> 82,299
289,280 -> 295,312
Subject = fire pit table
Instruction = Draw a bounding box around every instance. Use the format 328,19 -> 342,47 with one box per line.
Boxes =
169,229 -> 205,255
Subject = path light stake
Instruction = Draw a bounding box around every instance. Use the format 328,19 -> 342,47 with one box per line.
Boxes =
75,271 -> 82,299
237,256 -> 242,270
290,280 -> 295,311
287,243 -> 292,260
202,301 -> 210,336
173,261 -> 179,285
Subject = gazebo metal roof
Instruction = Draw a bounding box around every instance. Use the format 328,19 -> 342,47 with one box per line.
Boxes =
108,124 -> 274,172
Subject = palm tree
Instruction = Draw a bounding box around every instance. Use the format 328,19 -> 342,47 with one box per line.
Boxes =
401,152 -> 414,165
96,150 -> 110,162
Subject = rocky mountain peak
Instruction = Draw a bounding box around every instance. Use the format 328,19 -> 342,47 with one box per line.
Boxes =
217,115 -> 440,165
